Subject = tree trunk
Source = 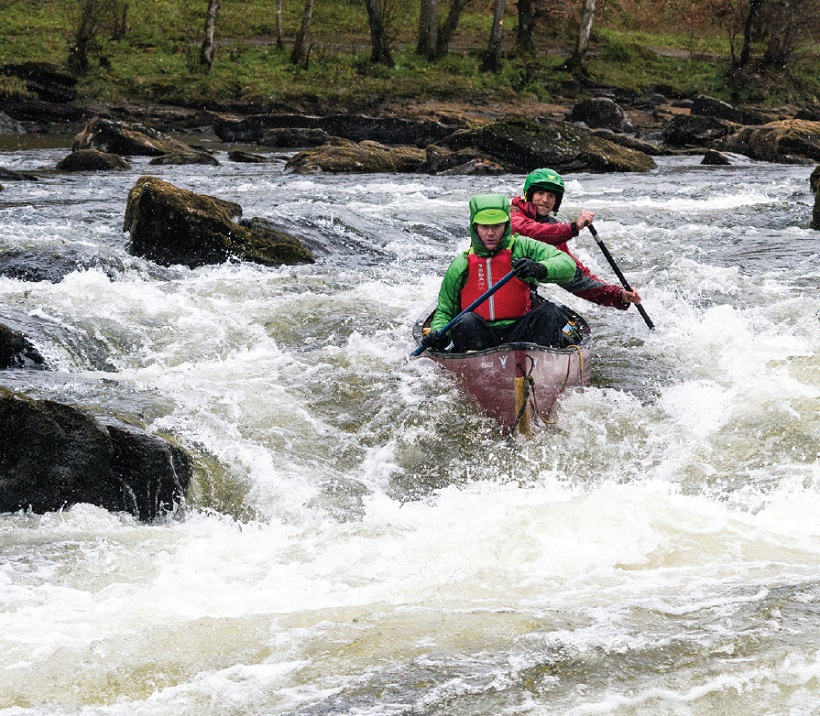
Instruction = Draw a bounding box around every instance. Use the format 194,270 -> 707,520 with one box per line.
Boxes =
738,0 -> 766,67
562,0 -> 596,71
362,0 -> 394,67
68,0 -> 100,73
514,0 -> 537,56
290,0 -> 314,66
481,0 -> 506,72
434,0 -> 470,58
199,0 -> 220,71
275,0 -> 284,49
417,0 -> 438,58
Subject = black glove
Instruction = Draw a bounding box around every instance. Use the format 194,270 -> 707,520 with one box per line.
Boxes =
421,329 -> 449,351
512,257 -> 548,281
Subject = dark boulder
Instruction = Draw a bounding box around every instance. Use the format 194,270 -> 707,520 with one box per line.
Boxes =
228,150 -> 267,163
717,120 -> 820,164
0,387 -> 191,521
148,151 -> 220,166
590,129 -> 671,156
285,137 -> 425,173
0,248 -> 124,283
661,115 -> 738,148
259,127 -> 329,148
0,111 -> 25,134
0,322 -> 46,369
571,97 -> 631,132
691,95 -> 768,125
438,158 -> 506,176
810,165 -> 820,194
701,149 -> 732,165
213,112 -> 463,147
418,145 -> 499,174
438,117 -> 656,173
73,117 -> 202,156
0,62 -> 78,103
124,176 -> 314,268
56,148 -> 130,172
812,166 -> 820,231
0,166 -> 38,181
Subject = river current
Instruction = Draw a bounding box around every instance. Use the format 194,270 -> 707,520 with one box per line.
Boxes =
0,139 -> 818,715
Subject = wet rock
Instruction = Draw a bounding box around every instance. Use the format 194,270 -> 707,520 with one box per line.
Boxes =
0,96 -> 92,132
810,165 -> 820,194
590,129 -> 670,156
259,127 -> 329,148
124,176 -> 314,268
438,158 -> 506,175
285,137 -> 425,173
571,97 -> 631,132
0,248 -> 124,283
148,151 -> 220,166
418,144 -> 496,173
0,387 -> 191,521
438,117 -> 656,173
0,111 -> 25,134
0,62 -> 78,103
0,166 -> 38,181
717,120 -> 820,164
56,148 -> 130,172
73,117 -> 201,156
228,150 -> 267,163
0,323 -> 46,369
661,115 -> 738,148
701,149 -> 732,165
691,95 -> 768,125
213,112 -> 462,147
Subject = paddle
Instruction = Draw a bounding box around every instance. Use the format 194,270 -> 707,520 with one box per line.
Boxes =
411,270 -> 517,357
588,224 -> 655,330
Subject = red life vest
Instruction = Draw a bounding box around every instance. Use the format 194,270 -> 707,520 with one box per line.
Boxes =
461,248 -> 531,321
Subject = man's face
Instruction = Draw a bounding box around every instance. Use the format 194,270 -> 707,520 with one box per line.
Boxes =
475,222 -> 507,251
531,189 -> 557,217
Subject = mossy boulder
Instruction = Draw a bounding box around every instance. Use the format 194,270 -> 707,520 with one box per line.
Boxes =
285,137 -> 426,173
56,148 -> 130,171
437,117 -> 656,173
717,120 -> 820,163
124,176 -> 314,268
73,117 -> 201,156
0,387 -> 191,521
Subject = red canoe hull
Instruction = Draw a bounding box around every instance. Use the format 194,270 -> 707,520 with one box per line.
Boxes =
413,303 -> 592,431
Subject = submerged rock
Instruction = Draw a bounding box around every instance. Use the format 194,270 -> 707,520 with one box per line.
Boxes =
124,176 -> 314,268
0,387 -> 191,521
701,149 -> 732,165
0,322 -> 46,369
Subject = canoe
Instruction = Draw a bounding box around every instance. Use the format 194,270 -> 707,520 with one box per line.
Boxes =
412,299 -> 592,434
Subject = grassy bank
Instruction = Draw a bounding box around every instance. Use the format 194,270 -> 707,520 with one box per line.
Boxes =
1,0 -> 818,110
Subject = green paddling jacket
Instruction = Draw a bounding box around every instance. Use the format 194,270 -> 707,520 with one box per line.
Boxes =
430,195 -> 577,333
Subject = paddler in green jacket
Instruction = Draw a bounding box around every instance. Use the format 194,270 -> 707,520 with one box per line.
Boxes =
421,193 -> 578,353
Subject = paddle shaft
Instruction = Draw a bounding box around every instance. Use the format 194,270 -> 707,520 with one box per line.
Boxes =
411,270 -> 517,357
588,224 -> 655,330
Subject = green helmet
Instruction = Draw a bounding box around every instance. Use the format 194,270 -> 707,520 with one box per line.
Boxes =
468,194 -> 512,254
523,168 -> 565,211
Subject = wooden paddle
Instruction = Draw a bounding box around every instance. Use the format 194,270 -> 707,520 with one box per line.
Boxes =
411,270 -> 517,357
588,224 -> 655,330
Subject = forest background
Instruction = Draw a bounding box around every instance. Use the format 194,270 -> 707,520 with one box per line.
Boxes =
0,0 -> 819,118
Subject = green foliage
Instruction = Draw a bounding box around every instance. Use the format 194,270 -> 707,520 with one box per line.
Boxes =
0,0 -> 816,107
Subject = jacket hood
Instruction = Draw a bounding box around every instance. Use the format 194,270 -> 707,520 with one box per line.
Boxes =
469,193 -> 512,256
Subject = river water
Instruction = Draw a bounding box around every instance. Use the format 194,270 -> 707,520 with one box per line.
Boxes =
0,139 -> 817,715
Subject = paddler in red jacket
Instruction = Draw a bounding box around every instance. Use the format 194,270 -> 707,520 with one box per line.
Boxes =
511,168 -> 642,309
